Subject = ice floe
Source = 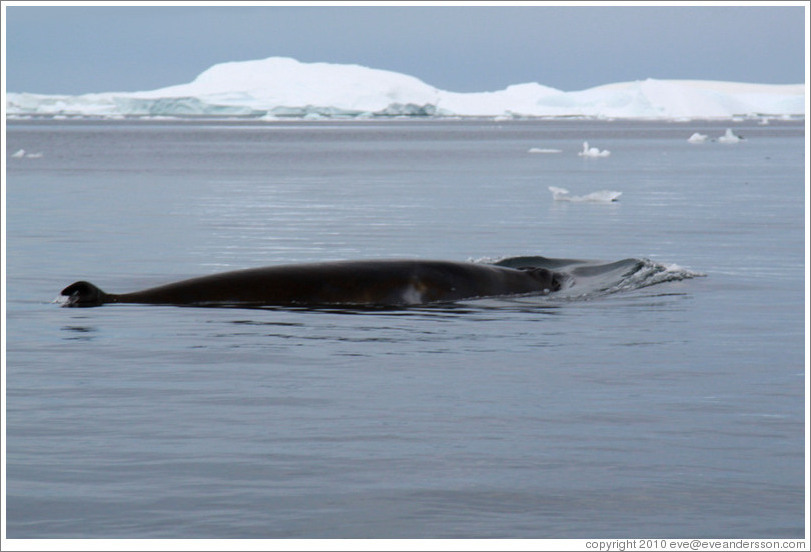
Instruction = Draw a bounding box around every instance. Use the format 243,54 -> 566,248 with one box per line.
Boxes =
10,149 -> 43,158
577,142 -> 611,158
549,186 -> 622,203
717,128 -> 744,143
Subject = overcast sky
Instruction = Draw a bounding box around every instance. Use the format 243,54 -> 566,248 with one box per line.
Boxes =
3,3 -> 807,95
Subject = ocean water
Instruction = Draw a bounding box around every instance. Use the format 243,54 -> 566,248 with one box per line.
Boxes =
4,118 -> 806,539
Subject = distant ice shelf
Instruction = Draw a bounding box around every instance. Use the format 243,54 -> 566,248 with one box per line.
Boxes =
5,56 -> 806,121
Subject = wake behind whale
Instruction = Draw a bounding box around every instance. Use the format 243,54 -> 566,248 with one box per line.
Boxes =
59,256 -> 703,309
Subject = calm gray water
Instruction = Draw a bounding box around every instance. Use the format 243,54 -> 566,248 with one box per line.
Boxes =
5,118 -> 806,539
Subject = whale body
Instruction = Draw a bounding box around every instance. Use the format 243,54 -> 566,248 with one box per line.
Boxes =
61,259 -> 567,308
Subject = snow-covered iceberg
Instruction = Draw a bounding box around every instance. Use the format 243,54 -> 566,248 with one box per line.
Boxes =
5,56 -> 805,120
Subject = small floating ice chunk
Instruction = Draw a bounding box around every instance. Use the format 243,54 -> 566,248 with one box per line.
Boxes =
687,132 -> 708,143
528,147 -> 563,154
577,141 -> 611,157
549,186 -> 621,203
10,149 -> 43,158
717,128 -> 743,143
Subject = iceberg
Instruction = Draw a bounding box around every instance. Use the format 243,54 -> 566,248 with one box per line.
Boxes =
5,56 -> 805,120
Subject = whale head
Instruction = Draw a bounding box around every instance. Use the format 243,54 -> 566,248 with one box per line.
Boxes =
61,281 -> 110,307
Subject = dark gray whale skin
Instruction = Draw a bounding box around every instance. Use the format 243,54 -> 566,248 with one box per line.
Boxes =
61,259 -> 565,308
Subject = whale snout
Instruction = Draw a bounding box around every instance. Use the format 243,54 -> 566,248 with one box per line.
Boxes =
550,274 -> 562,292
61,281 -> 108,307
549,271 -> 574,292
517,266 -> 569,293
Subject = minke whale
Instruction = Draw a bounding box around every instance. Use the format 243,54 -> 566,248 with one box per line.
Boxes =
61,259 -> 567,308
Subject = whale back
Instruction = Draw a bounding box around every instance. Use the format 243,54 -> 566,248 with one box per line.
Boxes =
60,260 -> 565,308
